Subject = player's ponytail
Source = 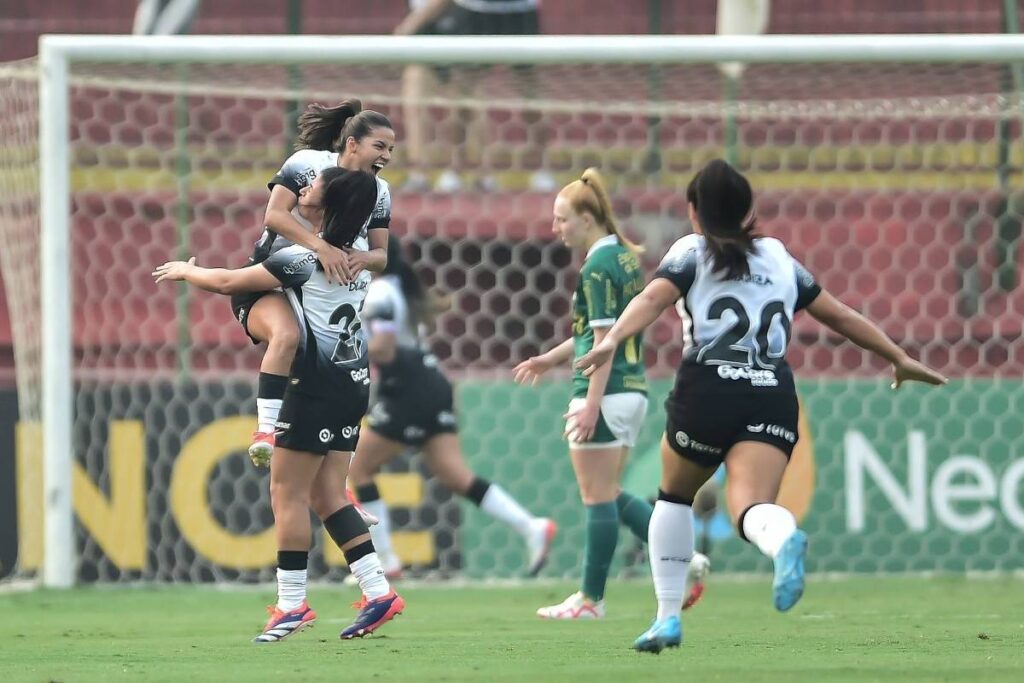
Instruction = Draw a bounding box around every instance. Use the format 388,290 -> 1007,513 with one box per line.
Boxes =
560,168 -> 644,254
319,167 -> 378,248
295,99 -> 363,152
384,237 -> 451,330
687,159 -> 758,279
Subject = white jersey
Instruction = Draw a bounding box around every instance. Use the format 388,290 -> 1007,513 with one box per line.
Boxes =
654,234 -> 820,390
263,244 -> 372,396
249,148 -> 392,264
361,275 -> 423,349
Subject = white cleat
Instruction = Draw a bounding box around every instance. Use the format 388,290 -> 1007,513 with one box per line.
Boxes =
525,518 -> 557,577
536,591 -> 605,620
683,552 -> 711,610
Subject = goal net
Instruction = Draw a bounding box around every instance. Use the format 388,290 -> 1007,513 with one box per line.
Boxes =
2,35 -> 1023,585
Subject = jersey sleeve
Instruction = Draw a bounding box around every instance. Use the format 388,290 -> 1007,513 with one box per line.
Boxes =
793,258 -> 822,311
368,181 -> 392,231
361,280 -> 399,335
581,256 -> 619,328
268,149 -> 316,196
653,235 -> 700,298
262,245 -> 317,288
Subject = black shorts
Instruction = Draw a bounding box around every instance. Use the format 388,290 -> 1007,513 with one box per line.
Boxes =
230,290 -> 272,345
275,384 -> 370,455
664,387 -> 800,467
419,6 -> 539,82
366,369 -> 457,447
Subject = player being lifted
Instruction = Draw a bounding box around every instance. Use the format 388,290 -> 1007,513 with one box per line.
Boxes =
349,236 -> 557,578
576,159 -> 947,653
154,168 -> 405,642
232,99 -> 395,467
514,168 -> 705,619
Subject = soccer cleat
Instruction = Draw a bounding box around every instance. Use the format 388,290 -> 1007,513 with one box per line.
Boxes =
773,529 -> 808,612
525,518 -> 557,577
340,590 -> 405,639
536,591 -> 605,619
252,601 -> 316,643
345,488 -> 380,527
248,431 -> 275,467
682,552 -> 711,610
633,616 -> 682,654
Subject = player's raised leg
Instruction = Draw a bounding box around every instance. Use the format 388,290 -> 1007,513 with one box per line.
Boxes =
727,442 -> 807,612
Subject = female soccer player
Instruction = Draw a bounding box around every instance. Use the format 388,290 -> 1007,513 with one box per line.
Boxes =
576,159 -> 947,653
154,168 -> 404,643
234,99 -> 395,466
349,237 -> 557,578
512,168 -> 659,619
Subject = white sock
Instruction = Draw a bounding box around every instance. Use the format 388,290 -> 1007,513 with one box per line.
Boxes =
648,500 -> 695,622
741,503 -> 797,559
256,398 -> 283,433
480,483 -> 535,537
276,568 -> 307,612
362,499 -> 394,559
350,553 -> 390,601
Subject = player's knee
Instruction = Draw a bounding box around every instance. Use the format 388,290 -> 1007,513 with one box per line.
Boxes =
267,323 -> 300,356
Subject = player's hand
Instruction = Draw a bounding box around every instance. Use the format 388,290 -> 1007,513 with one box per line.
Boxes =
512,355 -> 555,386
574,338 -> 616,377
564,401 -> 600,443
892,357 -> 948,389
152,257 -> 196,283
317,244 -> 352,284
342,247 -> 374,280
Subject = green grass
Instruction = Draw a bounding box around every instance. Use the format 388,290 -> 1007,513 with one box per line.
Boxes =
1,578 -> 1021,683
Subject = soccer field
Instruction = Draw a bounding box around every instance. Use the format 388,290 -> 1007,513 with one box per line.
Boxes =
2,577 -> 1021,683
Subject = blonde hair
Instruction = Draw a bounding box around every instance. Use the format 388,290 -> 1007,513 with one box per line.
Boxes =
557,168 -> 644,254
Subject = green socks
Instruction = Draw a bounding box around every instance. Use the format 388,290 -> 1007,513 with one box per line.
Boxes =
581,502 -> 620,601
616,491 -> 654,541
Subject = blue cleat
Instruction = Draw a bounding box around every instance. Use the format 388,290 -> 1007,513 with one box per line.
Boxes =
633,616 -> 682,654
252,601 -> 316,643
340,591 -> 405,640
773,529 -> 808,612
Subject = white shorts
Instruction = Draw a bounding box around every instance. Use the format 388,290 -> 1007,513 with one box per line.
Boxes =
566,392 -> 648,450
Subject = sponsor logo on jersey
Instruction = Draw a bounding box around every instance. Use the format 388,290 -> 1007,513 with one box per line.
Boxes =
348,280 -> 369,292
318,428 -> 333,443
350,367 -> 369,383
717,365 -> 779,387
341,425 -> 359,439
283,252 -> 318,275
437,411 -> 457,427
674,430 -> 722,455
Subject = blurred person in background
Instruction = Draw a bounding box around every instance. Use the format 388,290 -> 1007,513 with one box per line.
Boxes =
395,0 -> 555,193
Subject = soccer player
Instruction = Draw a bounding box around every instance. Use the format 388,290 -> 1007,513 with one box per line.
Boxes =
233,99 -> 395,467
575,159 -> 947,653
154,168 -> 405,643
512,168 -> 657,619
349,236 -> 557,578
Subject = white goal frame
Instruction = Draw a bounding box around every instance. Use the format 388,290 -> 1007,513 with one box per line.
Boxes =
37,33 -> 1024,587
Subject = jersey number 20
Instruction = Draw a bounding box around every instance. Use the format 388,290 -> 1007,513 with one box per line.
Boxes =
698,296 -> 791,369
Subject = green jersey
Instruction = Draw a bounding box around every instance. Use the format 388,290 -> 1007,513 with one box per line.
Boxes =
572,235 -> 647,398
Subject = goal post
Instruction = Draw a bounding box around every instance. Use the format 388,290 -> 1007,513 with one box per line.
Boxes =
10,33 -> 1024,586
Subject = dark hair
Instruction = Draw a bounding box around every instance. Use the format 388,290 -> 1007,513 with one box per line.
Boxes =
384,236 -> 450,329
686,159 -> 758,279
558,167 -> 644,254
318,167 -> 378,249
295,99 -> 393,153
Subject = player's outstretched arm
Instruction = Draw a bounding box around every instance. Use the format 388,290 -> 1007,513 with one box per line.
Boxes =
512,338 -> 575,385
575,277 -> 679,377
153,257 -> 281,295
806,289 -> 948,389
